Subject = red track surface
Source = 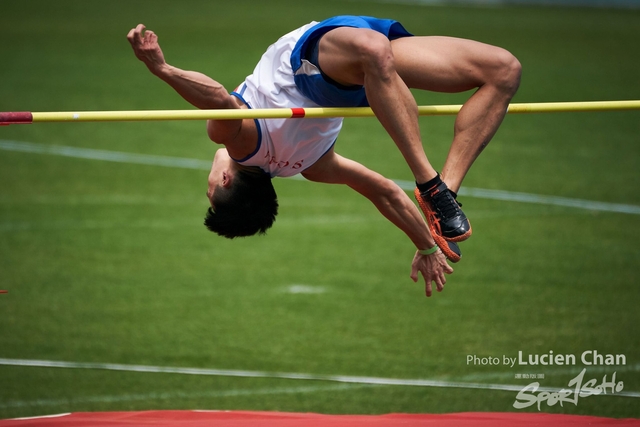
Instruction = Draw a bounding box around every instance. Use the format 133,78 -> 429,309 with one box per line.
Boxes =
1,411 -> 639,427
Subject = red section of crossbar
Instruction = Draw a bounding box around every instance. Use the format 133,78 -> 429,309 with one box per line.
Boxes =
290,108 -> 306,118
0,112 -> 33,125
1,411 -> 638,427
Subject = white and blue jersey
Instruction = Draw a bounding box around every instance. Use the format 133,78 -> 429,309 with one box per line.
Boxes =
231,16 -> 412,178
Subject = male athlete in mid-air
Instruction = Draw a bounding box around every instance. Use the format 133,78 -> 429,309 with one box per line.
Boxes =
127,16 -> 521,297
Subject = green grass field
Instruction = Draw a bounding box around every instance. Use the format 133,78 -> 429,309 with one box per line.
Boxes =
1,0 -> 639,420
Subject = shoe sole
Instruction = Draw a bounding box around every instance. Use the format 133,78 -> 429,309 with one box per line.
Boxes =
445,226 -> 472,243
414,190 -> 462,262
414,187 -> 471,244
444,240 -> 462,263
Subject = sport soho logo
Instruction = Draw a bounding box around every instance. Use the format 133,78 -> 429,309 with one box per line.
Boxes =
466,350 -> 627,410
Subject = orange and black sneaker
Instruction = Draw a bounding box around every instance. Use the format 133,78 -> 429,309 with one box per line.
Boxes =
415,181 -> 472,245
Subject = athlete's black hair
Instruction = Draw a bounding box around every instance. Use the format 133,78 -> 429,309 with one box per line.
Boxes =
204,167 -> 278,238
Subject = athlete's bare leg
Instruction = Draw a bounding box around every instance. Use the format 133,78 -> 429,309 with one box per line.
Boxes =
317,30 -> 520,193
391,36 -> 522,192
318,28 -> 438,184
318,29 -> 521,258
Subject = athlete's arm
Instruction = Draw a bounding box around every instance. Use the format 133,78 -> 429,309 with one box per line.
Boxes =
127,24 -> 242,143
302,149 -> 453,296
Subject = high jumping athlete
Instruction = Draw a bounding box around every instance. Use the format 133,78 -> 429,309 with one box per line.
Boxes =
127,16 -> 521,297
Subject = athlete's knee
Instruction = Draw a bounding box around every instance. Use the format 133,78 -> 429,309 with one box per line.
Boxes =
490,49 -> 522,96
353,32 -> 396,79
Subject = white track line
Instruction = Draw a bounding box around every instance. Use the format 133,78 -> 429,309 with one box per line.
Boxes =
0,140 -> 211,170
0,383 -> 364,410
455,363 -> 640,381
1,139 -> 639,215
347,0 -> 640,8
7,413 -> 71,421
0,358 -> 638,398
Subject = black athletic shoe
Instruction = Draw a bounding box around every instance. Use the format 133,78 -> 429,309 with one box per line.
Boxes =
414,182 -> 472,243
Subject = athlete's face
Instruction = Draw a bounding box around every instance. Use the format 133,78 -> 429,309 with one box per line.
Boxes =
206,148 -> 234,209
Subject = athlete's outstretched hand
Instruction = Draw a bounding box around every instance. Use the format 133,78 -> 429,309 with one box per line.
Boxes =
410,249 -> 454,297
127,24 -> 166,73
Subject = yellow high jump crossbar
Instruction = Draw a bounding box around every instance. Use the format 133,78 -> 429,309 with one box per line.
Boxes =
1,100 -> 639,125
